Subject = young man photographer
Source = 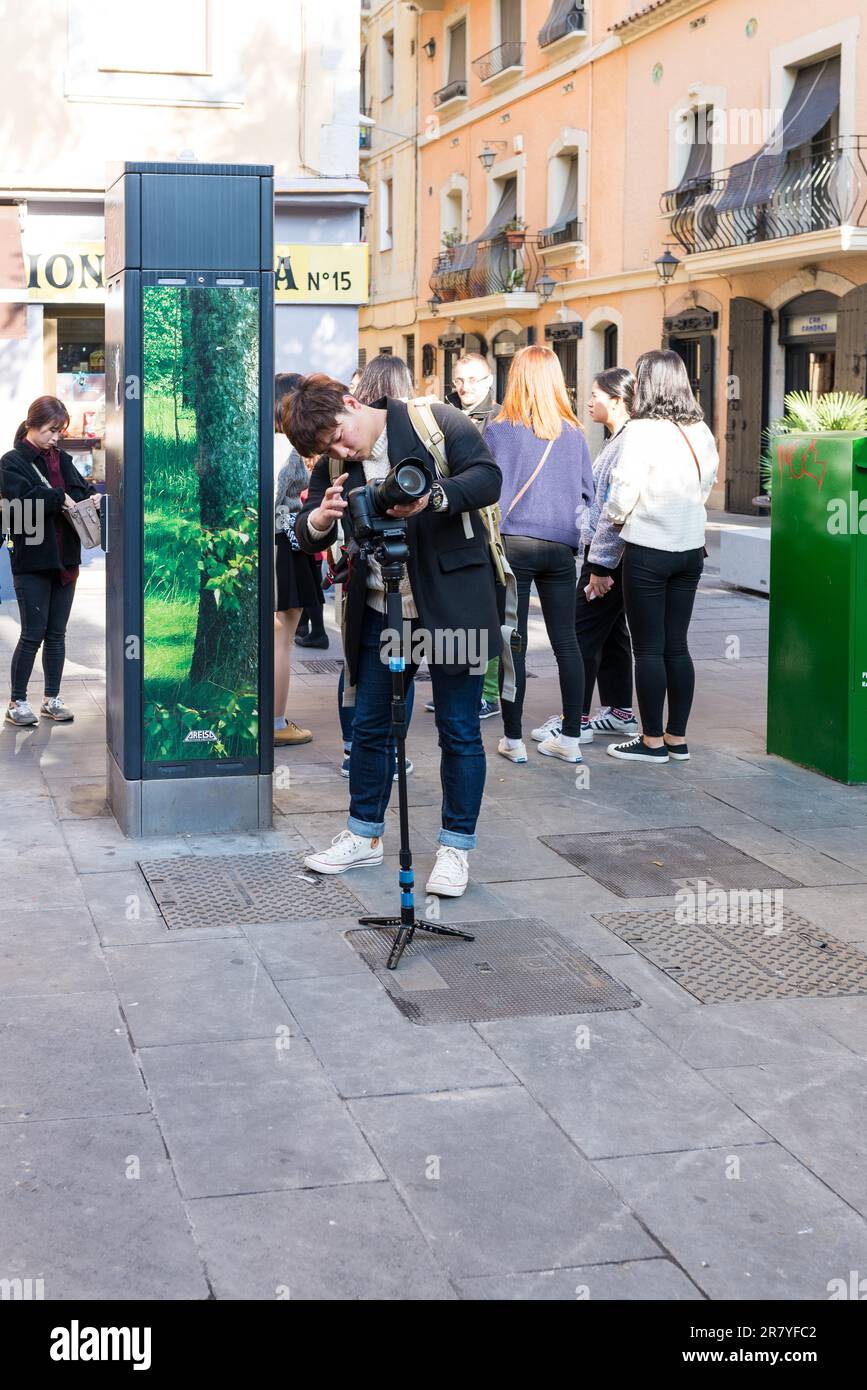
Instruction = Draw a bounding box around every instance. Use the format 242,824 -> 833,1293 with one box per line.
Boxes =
285,374 -> 502,898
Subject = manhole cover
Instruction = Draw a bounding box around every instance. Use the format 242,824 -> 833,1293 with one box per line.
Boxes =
300,659 -> 344,674
346,917 -> 640,1024
594,907 -> 867,1003
138,853 -> 362,929
541,827 -> 800,899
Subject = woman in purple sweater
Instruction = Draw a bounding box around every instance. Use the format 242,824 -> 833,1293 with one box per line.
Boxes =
485,347 -> 593,764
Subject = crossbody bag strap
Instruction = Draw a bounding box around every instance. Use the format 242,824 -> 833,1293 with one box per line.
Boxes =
674,423 -> 702,485
505,437 -> 555,517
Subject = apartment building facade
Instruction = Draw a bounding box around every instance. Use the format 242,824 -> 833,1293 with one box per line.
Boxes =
413,0 -> 867,511
0,0 -> 365,468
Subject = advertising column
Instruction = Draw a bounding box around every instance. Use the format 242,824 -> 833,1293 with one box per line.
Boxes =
104,161 -> 274,835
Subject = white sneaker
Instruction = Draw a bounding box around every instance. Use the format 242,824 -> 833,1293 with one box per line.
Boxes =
497,737 -> 528,764
304,830 -> 384,875
537,734 -> 584,763
5,699 -> 38,727
426,845 -> 469,898
589,706 -> 639,736
41,696 -> 74,722
531,713 -> 562,742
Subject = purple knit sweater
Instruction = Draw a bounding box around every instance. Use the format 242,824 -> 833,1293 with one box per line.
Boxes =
485,418 -> 593,549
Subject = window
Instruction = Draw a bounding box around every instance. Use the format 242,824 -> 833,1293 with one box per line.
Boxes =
379,179 -> 394,251
446,19 -> 466,83
380,346 -> 393,355
604,324 -> 619,370
382,30 -> 394,98
358,348 -> 368,371
498,0 -> 521,46
541,154 -> 579,246
671,106 -> 715,206
97,0 -> 210,74
404,334 -> 416,382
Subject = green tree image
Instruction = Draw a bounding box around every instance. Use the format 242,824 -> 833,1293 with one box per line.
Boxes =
141,285 -> 260,764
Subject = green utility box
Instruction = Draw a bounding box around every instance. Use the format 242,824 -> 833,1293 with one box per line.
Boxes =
767,430 -> 867,783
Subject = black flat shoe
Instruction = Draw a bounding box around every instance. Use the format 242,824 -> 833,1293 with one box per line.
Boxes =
606,735 -> 669,764
665,741 -> 690,761
294,632 -> 329,649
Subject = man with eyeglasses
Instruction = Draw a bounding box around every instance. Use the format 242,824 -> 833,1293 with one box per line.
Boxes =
441,352 -> 501,719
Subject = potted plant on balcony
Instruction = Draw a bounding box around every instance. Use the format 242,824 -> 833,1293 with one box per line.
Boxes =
503,216 -> 527,249
504,267 -> 525,292
441,228 -> 464,263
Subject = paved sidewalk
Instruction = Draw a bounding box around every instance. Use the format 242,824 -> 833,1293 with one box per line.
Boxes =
1,558 -> 867,1301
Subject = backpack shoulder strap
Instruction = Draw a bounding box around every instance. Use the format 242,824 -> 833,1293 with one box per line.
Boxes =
407,398 -> 449,477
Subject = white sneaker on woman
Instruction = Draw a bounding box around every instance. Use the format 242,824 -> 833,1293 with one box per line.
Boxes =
531,713 -> 562,742
497,737 -> 528,764
5,699 -> 38,727
426,846 -> 469,898
304,830 -> 384,874
41,696 -> 74,722
537,733 -> 584,763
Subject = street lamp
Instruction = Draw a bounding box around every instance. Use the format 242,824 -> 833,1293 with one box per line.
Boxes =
427,292 -> 442,316
422,37 -> 436,60
536,269 -> 557,304
655,245 -> 680,282
478,140 -> 507,171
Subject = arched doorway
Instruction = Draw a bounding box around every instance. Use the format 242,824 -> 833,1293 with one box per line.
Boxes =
492,328 -> 525,400
780,290 -> 838,400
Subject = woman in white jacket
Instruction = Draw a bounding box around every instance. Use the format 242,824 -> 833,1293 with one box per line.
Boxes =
603,350 -> 718,764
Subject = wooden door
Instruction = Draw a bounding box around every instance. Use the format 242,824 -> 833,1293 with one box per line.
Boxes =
835,283 -> 867,394
725,297 -> 770,514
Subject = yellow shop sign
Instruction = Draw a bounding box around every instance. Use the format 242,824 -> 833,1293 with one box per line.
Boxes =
17,241 -> 369,303
274,243 -> 368,304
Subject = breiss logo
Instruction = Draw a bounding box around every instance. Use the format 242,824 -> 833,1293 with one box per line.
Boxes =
183,729 -> 218,743
49,1321 -> 152,1371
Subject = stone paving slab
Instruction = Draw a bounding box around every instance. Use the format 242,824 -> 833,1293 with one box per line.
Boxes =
138,1037 -> 383,1198
596,1144 -> 867,1300
634,998 -> 852,1069
278,971 -> 515,1098
457,1259 -> 703,1301
475,1011 -> 764,1158
782,995 -> 867,1056
349,1086 -> 659,1278
189,1182 -> 457,1300
0,1114 -> 208,1300
775,886 -> 867,944
244,919 -> 371,980
105,939 -> 296,1047
706,1056 -> 867,1217
0,992 -> 146,1123
0,918 -> 110,997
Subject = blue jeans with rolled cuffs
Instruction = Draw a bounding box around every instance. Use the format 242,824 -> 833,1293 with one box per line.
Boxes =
347,605 -> 486,849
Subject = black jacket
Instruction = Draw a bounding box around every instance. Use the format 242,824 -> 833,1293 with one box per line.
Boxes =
295,398 -> 502,686
446,388 -> 500,433
0,440 -> 95,574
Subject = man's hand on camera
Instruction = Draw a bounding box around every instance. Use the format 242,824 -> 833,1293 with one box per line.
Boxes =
387,494 -> 430,519
309,473 -> 349,532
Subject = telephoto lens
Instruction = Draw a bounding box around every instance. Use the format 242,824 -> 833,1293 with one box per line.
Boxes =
374,460 -> 432,514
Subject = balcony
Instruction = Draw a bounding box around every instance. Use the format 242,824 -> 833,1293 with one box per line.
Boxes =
662,136 -> 867,267
472,41 -> 524,86
538,4 -> 587,49
538,217 -> 583,249
429,233 -> 544,314
433,78 -> 468,108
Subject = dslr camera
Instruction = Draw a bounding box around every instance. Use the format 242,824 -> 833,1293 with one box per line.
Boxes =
347,458 -> 434,565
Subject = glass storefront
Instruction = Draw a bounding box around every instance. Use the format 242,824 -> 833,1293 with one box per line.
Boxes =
44,309 -> 106,483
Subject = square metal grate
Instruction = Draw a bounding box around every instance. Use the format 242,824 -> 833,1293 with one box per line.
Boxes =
138,853 -> 362,930
299,659 -> 344,674
540,827 -> 801,899
594,907 -> 867,1003
346,917 -> 640,1024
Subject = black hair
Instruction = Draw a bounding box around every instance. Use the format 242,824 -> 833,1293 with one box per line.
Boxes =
631,349 -> 703,423
592,367 -> 635,414
275,372 -> 304,431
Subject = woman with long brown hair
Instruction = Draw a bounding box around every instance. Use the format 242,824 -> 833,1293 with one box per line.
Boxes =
484,346 -> 593,764
0,396 -> 99,727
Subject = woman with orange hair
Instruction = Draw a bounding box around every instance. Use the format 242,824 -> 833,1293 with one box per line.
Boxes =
484,346 -> 593,765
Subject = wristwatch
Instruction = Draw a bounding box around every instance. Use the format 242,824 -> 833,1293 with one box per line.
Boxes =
429,483 -> 447,512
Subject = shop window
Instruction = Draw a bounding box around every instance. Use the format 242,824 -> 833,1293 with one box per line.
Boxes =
51,314 -> 106,478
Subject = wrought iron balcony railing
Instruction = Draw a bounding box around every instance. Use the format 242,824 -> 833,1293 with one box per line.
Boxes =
433,78 -> 468,107
538,217 -> 583,249
472,42 -> 524,83
661,135 -> 867,256
429,233 -> 543,302
539,5 -> 586,47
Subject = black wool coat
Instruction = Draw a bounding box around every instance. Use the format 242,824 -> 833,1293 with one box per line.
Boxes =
295,397 -> 502,687
0,440 -> 96,574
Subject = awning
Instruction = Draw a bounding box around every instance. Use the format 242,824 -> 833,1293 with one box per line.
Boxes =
0,205 -> 26,290
436,181 -> 517,279
539,0 -> 584,48
717,57 -> 840,212
665,109 -> 714,198
447,20 -> 466,82
541,157 -> 578,236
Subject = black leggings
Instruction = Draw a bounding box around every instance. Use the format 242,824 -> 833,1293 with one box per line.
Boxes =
10,571 -> 77,702
575,551 -> 633,715
622,542 -> 703,738
499,533 -> 583,738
